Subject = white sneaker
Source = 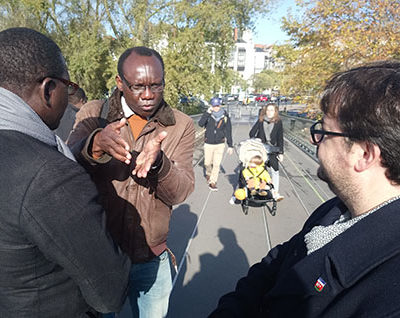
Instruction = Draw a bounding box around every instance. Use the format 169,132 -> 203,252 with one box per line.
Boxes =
229,196 -> 236,205
272,190 -> 284,202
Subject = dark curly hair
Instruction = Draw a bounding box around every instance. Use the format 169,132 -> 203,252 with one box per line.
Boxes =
69,87 -> 87,105
0,27 -> 66,93
321,61 -> 400,184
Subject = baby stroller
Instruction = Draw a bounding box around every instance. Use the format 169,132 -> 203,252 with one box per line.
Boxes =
235,138 -> 278,216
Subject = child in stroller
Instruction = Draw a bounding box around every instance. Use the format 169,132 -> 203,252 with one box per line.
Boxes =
232,138 -> 278,215
236,154 -> 272,198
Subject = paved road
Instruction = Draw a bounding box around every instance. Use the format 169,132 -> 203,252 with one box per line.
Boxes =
117,103 -> 334,317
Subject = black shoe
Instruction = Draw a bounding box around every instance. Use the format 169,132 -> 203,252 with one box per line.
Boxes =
209,183 -> 218,191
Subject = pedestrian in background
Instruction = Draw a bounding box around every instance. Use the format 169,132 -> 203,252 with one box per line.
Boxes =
199,97 -> 233,191
209,61 -> 400,317
68,46 -> 195,318
0,27 -> 130,318
55,87 -> 87,141
249,103 -> 284,201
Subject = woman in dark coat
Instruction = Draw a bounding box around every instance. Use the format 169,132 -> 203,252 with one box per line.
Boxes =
249,103 -> 284,200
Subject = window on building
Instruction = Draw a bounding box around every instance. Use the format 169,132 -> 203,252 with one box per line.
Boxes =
264,56 -> 270,69
237,48 -> 246,72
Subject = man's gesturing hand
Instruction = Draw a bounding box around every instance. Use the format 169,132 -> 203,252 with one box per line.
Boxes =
133,131 -> 168,178
92,118 -> 132,164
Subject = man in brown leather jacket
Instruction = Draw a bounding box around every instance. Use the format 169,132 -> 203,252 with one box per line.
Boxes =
68,47 -> 195,318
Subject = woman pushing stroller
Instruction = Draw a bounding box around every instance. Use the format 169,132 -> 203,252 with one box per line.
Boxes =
249,103 -> 284,201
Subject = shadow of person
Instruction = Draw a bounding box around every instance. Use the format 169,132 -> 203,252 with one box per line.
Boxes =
168,205 -> 199,288
226,163 -> 243,191
168,228 -> 249,318
166,206 -> 198,318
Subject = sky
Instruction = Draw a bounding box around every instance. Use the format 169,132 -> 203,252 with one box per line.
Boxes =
253,0 -> 300,45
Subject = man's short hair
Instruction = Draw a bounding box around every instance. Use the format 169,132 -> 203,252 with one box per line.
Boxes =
69,87 -> 87,105
0,27 -> 66,92
321,61 -> 400,184
117,46 -> 164,82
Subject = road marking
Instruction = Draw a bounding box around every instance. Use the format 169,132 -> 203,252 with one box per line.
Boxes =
283,140 -> 326,203
279,163 -> 312,216
262,206 -> 272,251
171,190 -> 212,289
172,121 -> 243,290
298,161 -> 331,201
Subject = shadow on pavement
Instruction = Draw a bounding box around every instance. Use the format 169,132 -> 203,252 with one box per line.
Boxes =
167,228 -> 249,318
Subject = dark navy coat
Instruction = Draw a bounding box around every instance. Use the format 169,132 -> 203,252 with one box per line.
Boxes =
199,110 -> 233,147
210,197 -> 400,317
0,130 -> 130,317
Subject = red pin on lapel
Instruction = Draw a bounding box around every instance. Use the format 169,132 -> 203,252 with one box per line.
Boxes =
314,277 -> 326,292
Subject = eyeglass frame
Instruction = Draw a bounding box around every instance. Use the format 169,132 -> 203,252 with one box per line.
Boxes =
121,76 -> 164,94
39,76 -> 80,96
310,120 -> 351,144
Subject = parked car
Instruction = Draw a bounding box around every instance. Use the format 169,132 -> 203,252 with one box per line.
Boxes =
255,94 -> 269,102
226,94 -> 235,102
179,96 -> 207,114
247,94 -> 256,102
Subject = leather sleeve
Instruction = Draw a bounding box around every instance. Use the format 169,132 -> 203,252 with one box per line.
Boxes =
154,113 -> 195,206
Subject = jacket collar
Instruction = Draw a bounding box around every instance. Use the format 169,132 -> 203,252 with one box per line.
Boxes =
106,89 -> 176,127
323,198 -> 400,287
271,198 -> 400,296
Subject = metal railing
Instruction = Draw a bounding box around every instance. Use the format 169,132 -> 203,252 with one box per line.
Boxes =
280,113 -> 318,162
190,111 -> 319,164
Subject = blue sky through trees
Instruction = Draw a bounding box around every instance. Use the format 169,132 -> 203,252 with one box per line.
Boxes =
253,0 -> 298,45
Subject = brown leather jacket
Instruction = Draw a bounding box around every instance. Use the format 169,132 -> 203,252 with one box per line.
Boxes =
68,90 -> 195,263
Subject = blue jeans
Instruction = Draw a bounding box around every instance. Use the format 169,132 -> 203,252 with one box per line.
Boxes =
103,250 -> 172,318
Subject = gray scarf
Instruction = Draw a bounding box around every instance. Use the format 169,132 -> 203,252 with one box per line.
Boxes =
263,119 -> 274,142
0,87 -> 75,161
211,109 -> 225,123
304,195 -> 400,255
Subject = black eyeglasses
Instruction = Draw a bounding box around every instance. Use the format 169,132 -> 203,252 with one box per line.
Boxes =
40,76 -> 80,95
122,77 -> 164,94
51,76 -> 80,95
310,120 -> 351,144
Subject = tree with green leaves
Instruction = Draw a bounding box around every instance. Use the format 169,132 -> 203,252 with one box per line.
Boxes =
0,0 -> 274,110
252,69 -> 282,93
276,0 -> 400,105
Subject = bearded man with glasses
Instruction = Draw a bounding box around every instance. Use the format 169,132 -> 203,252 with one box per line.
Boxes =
68,46 -> 195,318
210,61 -> 400,318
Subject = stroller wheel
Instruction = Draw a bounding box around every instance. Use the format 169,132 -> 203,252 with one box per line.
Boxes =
241,204 -> 249,215
270,201 -> 277,216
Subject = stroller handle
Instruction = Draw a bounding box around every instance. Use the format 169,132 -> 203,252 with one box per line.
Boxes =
264,143 -> 281,154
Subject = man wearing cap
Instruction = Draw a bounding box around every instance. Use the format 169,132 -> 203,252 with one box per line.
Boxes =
199,97 -> 233,191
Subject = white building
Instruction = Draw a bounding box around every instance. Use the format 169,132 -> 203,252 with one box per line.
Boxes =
228,29 -> 283,94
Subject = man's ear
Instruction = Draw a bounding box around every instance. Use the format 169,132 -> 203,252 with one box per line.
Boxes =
354,141 -> 381,172
41,78 -> 56,107
115,75 -> 123,91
